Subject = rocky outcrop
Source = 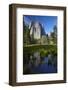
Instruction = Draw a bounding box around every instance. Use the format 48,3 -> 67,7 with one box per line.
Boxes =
29,21 -> 46,40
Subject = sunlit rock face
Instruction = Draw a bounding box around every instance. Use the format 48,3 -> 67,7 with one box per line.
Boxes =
29,21 -> 45,40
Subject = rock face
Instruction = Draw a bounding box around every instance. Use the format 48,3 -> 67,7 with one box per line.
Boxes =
29,21 -> 46,40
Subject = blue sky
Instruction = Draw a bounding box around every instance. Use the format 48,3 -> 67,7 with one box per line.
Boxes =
23,15 -> 57,34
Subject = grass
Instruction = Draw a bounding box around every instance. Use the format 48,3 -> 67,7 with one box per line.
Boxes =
23,44 -> 57,57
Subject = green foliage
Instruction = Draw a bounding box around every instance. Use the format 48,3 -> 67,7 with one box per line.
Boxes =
24,45 -> 57,57
50,25 -> 57,44
23,24 -> 30,45
40,49 -> 48,57
23,22 -> 57,45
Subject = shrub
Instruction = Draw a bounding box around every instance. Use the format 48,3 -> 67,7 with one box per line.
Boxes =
40,49 -> 48,57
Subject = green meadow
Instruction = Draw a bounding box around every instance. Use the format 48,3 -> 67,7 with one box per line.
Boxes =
24,44 -> 57,57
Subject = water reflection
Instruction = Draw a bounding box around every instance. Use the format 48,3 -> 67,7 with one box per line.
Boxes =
23,51 -> 57,74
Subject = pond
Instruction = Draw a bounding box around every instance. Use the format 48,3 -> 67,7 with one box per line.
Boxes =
23,50 -> 57,75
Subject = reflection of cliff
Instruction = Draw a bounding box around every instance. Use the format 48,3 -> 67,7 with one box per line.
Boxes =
23,21 -> 57,45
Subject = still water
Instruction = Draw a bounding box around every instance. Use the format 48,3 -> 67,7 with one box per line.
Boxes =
23,51 -> 57,74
